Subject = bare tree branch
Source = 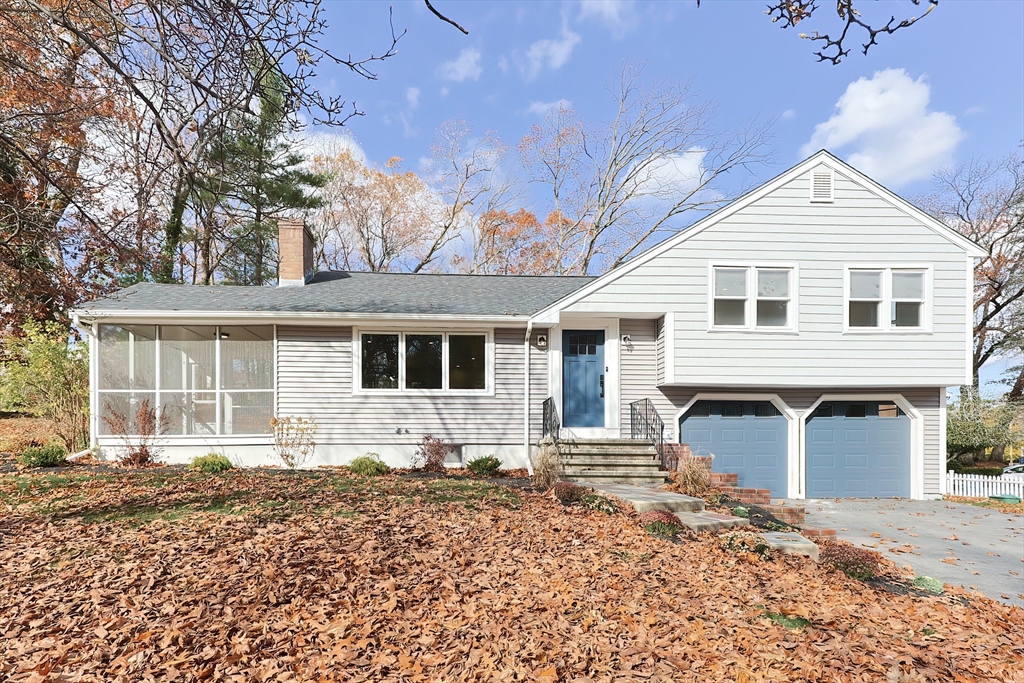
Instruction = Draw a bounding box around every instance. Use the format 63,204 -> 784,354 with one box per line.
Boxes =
423,0 -> 468,35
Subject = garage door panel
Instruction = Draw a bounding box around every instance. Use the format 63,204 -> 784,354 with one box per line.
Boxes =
680,401 -> 788,498
806,401 -> 910,498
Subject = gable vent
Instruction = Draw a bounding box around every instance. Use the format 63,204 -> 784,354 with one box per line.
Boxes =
810,167 -> 834,203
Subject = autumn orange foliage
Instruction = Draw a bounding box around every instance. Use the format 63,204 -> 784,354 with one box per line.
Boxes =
1,469 -> 1021,681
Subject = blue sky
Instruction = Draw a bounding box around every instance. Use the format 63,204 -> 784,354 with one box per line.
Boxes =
308,0 -> 1023,392
312,0 -> 1022,197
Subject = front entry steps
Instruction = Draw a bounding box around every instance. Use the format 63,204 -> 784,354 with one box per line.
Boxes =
558,438 -> 668,485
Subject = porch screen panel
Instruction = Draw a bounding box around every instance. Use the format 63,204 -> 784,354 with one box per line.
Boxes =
97,325 -> 156,435
220,326 -> 274,434
159,326 -> 217,435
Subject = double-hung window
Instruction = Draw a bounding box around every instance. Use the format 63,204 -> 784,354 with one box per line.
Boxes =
712,265 -> 795,330
359,331 -> 489,393
847,267 -> 928,331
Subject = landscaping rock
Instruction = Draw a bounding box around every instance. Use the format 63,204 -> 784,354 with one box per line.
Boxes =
759,531 -> 820,560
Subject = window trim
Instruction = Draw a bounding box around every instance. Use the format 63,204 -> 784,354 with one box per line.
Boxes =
353,327 -> 494,396
95,324 -> 276,438
843,265 -> 933,334
707,262 -> 799,333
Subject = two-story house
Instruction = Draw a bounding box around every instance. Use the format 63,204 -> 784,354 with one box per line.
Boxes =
73,151 -> 983,499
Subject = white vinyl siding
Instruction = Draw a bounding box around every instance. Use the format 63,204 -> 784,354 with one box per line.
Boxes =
565,168 -> 970,387
277,325 -> 543,447
615,333 -> 946,496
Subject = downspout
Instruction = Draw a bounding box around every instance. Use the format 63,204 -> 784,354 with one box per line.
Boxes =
523,321 -> 534,476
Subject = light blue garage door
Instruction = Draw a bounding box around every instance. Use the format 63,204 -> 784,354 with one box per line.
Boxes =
805,401 -> 911,498
678,401 -> 789,498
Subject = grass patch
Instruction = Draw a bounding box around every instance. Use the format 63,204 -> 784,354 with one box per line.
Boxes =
763,609 -> 811,630
945,495 -> 1024,514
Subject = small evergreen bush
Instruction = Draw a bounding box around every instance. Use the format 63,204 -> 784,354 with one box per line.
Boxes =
18,441 -> 67,468
580,493 -> 618,514
189,453 -> 233,473
349,453 -> 390,476
819,541 -> 882,581
912,576 -> 944,594
467,455 -> 502,476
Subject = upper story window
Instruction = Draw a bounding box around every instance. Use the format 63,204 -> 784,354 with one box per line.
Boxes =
712,265 -> 795,331
358,331 -> 489,393
847,267 -> 928,331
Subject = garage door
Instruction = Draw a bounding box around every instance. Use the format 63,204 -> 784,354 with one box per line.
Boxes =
805,401 -> 911,498
678,401 -> 788,498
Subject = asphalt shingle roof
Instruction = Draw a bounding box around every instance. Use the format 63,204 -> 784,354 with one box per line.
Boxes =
78,271 -> 595,317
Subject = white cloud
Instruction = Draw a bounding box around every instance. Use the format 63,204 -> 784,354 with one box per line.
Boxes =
578,0 -> 636,37
525,99 -> 572,116
437,47 -> 483,82
439,86 -> 449,97
801,68 -> 963,187
406,87 -> 420,109
781,109 -> 796,120
517,27 -> 581,81
640,149 -> 707,195
296,129 -> 367,164
964,105 -> 984,116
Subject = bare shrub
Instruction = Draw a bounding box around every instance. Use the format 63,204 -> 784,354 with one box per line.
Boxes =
666,450 -> 712,497
532,437 -> 563,489
552,481 -> 587,504
102,398 -> 167,467
412,435 -> 454,472
269,416 -> 318,469
819,541 -> 882,581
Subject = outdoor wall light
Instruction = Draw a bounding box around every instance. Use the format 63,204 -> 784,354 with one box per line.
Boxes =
536,334 -> 547,348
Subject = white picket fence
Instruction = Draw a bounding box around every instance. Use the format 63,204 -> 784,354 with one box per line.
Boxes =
946,472 -> 1024,499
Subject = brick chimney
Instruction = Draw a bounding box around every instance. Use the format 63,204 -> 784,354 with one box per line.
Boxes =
278,217 -> 314,287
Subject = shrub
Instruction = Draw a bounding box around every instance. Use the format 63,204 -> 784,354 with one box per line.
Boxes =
963,467 -> 1006,477
269,416 -> 317,469
532,438 -> 563,489
732,506 -> 749,518
412,435 -> 454,472
467,455 -> 502,476
552,481 -> 587,503
18,441 -> 67,468
581,493 -> 618,515
668,450 -> 712,497
0,321 -> 89,450
189,453 -> 233,473
349,453 -> 390,476
639,509 -> 683,536
912,576 -> 944,594
102,398 -> 167,467
819,541 -> 882,581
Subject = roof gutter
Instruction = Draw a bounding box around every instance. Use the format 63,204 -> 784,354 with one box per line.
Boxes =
70,309 -> 534,326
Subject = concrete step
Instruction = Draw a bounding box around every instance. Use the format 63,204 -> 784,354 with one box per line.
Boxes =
560,451 -> 660,462
673,511 -> 751,533
584,483 -> 704,512
567,470 -> 670,485
562,457 -> 662,468
558,445 -> 659,457
758,531 -> 819,560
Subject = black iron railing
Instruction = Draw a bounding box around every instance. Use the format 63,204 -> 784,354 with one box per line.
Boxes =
542,396 -> 559,441
630,398 -> 667,469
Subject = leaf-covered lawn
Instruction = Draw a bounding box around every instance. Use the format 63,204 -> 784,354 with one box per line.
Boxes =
2,470 -> 1022,682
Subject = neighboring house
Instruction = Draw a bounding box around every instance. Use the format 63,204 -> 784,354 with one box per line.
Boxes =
72,151 -> 984,500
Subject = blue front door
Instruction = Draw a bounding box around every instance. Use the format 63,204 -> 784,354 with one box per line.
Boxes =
562,330 -> 605,427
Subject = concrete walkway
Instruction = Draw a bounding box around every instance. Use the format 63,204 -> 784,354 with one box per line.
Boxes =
803,498 -> 1024,607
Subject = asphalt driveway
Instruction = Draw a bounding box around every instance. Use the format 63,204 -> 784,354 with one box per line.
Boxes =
803,499 -> 1024,608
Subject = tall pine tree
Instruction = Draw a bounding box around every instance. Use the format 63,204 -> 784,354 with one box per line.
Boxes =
206,64 -> 326,286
